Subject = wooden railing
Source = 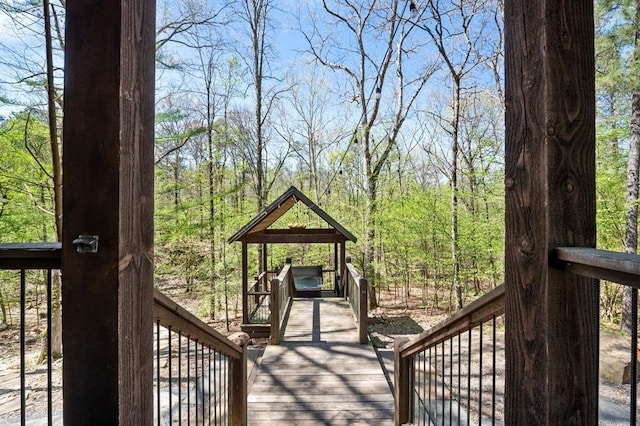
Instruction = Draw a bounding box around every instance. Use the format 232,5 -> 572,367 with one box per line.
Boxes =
0,243 -> 249,426
270,258 -> 294,345
553,247 -> 640,289
246,270 -> 274,324
395,246 -> 640,425
553,247 -> 639,425
394,284 -> 505,425
0,243 -> 63,425
343,257 -> 368,344
154,290 -> 249,425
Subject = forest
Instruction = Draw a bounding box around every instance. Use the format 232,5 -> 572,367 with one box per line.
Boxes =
0,0 -> 638,330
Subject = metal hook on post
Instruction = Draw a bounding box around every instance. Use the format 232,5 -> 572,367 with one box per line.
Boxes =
72,235 -> 99,254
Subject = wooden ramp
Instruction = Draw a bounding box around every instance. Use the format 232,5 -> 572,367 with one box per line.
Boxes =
248,297 -> 394,425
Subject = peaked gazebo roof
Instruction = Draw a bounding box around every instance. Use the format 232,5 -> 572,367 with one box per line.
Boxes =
228,186 -> 357,244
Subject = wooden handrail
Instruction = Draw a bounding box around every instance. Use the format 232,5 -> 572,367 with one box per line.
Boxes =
343,257 -> 368,344
153,289 -> 244,359
270,260 -> 293,344
554,247 -> 640,288
153,288 -> 249,425
0,242 -> 62,269
394,247 -> 640,424
394,284 -> 505,425
397,246 -> 639,361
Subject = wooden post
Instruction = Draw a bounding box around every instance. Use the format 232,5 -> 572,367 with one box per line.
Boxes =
262,242 -> 268,275
344,256 -> 351,300
394,337 -> 412,426
359,277 -> 368,344
62,0 -> 156,423
270,278 -> 281,345
285,257 -> 294,296
504,0 -> 598,424
333,243 -> 339,294
340,244 -> 346,296
242,241 -> 249,324
229,332 -> 250,426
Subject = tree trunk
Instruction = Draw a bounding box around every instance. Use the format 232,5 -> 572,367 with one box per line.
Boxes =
364,144 -> 379,309
621,0 -> 640,335
451,79 -> 462,311
43,0 -> 63,360
208,91 -> 217,320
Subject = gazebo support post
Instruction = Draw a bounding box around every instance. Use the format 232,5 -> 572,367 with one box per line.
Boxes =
262,243 -> 268,275
333,243 -> 339,294
242,241 -> 248,324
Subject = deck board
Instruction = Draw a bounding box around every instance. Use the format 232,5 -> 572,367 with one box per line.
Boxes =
248,297 -> 394,425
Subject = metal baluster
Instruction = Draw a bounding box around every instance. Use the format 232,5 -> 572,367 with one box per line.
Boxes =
458,333 -> 461,426
467,328 -> 471,426
188,338 -> 191,425
441,341 -> 445,426
479,324 -> 483,423
178,331 -> 183,424
201,343 -> 205,424
414,350 -> 424,425
419,354 -> 423,425
434,344 -> 438,426
20,270 -> 26,426
195,341 -> 199,425
47,270 -> 53,426
207,346 -> 211,426
492,316 -> 496,425
429,345 -> 438,425
168,326 -> 173,424
450,337 -> 453,423
156,320 -> 161,426
223,352 -> 227,424
632,288 -> 638,426
213,350 -> 218,425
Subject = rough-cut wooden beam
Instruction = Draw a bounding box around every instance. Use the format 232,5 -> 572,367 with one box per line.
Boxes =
62,0 -> 155,423
240,228 -> 347,244
504,0 -> 598,423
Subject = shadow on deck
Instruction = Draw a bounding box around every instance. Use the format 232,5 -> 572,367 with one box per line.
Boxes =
247,298 -> 394,425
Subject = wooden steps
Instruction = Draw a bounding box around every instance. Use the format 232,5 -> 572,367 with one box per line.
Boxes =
248,298 -> 394,425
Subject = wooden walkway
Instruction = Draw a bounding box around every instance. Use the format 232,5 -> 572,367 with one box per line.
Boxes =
248,297 -> 394,425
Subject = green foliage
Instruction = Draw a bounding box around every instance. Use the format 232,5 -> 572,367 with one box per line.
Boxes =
0,113 -> 56,242
1,0 -> 637,325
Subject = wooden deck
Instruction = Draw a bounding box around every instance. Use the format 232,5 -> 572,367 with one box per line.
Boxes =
248,297 -> 394,425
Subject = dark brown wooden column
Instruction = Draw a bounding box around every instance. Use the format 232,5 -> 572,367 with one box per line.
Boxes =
242,241 -> 249,324
62,0 -> 156,423
334,243 -> 338,292
262,242 -> 268,273
504,0 -> 598,424
340,243 -> 346,295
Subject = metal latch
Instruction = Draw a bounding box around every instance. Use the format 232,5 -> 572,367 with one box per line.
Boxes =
72,235 -> 99,254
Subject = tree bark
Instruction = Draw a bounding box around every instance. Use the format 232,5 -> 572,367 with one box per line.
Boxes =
621,0 -> 640,335
42,0 -> 63,359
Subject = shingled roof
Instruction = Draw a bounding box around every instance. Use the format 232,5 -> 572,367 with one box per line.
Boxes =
227,186 -> 357,244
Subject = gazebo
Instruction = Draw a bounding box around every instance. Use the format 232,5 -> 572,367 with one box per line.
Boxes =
228,186 -> 357,334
